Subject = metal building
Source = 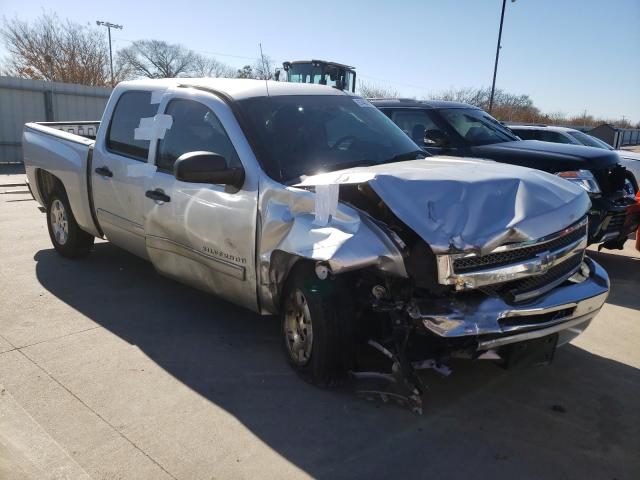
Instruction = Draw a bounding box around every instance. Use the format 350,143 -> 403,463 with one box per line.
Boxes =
589,123 -> 640,149
0,77 -> 112,164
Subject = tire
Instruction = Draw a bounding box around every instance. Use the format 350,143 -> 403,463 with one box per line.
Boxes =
46,190 -> 94,258
281,262 -> 355,387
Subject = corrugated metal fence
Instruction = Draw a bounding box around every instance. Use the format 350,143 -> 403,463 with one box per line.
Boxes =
617,129 -> 640,148
0,76 -> 112,163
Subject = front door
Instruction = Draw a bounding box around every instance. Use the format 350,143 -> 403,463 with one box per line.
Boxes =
143,93 -> 259,311
92,89 -> 159,258
385,108 -> 452,156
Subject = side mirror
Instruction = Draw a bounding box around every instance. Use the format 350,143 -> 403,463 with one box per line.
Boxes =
174,151 -> 245,188
424,129 -> 449,148
274,69 -> 281,81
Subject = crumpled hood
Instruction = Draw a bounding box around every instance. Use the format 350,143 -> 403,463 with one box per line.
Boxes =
295,156 -> 590,254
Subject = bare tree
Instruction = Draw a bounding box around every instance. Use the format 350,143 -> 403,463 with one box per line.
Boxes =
235,65 -> 254,79
190,54 -> 234,78
116,40 -> 198,78
357,80 -> 399,99
429,86 -> 635,128
232,55 -> 275,80
1,13 -> 111,86
253,54 -> 276,80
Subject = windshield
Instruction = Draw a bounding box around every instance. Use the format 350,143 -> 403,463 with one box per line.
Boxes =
567,130 -> 614,150
287,64 -> 353,91
238,95 -> 423,182
438,108 -> 519,145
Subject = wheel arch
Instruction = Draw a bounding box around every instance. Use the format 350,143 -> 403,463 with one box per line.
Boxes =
35,168 -> 66,206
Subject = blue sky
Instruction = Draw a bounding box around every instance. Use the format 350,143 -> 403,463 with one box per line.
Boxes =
2,0 -> 639,122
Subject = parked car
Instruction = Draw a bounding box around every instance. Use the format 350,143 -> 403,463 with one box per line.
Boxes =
23,80 -> 609,411
372,99 -> 637,250
508,125 -> 640,191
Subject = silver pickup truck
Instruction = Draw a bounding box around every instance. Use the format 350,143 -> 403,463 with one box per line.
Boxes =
23,78 -> 609,409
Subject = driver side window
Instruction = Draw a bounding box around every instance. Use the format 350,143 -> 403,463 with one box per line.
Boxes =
156,99 -> 240,173
390,110 -> 440,145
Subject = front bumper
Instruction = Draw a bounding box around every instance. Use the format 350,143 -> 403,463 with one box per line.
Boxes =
408,257 -> 609,350
589,196 -> 638,245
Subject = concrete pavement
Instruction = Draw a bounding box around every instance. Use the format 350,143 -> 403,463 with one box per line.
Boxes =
1,170 -> 639,479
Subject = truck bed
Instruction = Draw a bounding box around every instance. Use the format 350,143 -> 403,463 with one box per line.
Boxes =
22,121 -> 101,237
35,121 -> 101,140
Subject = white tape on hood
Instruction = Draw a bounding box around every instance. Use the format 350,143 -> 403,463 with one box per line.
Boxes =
134,114 -> 173,141
313,183 -> 339,226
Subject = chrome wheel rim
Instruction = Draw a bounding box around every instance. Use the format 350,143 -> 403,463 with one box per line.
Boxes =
50,199 -> 69,245
284,289 -> 313,366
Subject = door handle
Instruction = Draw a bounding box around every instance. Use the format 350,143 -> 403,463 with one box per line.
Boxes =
145,189 -> 171,203
95,166 -> 113,177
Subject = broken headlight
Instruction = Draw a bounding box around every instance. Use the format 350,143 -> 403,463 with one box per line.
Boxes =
556,170 -> 601,194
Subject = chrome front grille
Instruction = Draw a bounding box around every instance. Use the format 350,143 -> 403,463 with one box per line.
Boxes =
453,222 -> 587,273
482,252 -> 584,303
436,217 -> 588,296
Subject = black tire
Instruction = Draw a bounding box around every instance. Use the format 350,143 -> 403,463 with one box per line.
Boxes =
280,262 -> 355,387
46,190 -> 94,258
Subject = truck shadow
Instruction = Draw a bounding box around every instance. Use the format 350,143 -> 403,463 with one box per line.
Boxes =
33,243 -> 640,479
588,249 -> 640,310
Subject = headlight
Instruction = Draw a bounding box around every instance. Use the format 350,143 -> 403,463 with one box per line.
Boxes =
556,170 -> 601,194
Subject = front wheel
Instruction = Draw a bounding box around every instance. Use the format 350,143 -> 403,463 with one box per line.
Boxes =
46,191 -> 94,258
281,263 -> 355,387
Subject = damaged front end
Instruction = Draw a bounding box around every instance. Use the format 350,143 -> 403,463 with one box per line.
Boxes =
257,158 -> 610,412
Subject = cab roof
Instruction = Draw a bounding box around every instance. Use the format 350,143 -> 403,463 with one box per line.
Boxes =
369,98 -> 477,109
284,59 -> 355,70
508,124 -> 580,133
117,77 -> 353,101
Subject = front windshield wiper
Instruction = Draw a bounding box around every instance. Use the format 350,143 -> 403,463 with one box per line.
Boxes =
284,152 -> 426,185
330,159 -> 376,170
283,159 -> 375,185
383,150 -> 428,163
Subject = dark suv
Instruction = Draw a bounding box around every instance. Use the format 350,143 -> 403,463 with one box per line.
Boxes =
372,99 -> 637,249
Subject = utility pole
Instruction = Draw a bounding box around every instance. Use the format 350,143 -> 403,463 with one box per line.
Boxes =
96,21 -> 123,87
489,0 -> 515,113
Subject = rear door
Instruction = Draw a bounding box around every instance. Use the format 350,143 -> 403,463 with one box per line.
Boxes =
143,91 -> 259,311
91,90 -> 159,258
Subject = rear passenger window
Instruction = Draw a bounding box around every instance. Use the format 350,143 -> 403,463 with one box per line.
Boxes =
538,131 -> 574,144
513,129 -> 540,140
156,99 -> 240,173
106,91 -> 158,161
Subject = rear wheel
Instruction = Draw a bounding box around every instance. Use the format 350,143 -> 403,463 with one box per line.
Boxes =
281,263 -> 355,387
46,191 -> 94,258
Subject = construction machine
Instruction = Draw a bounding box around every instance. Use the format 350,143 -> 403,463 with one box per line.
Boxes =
275,59 -> 356,92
